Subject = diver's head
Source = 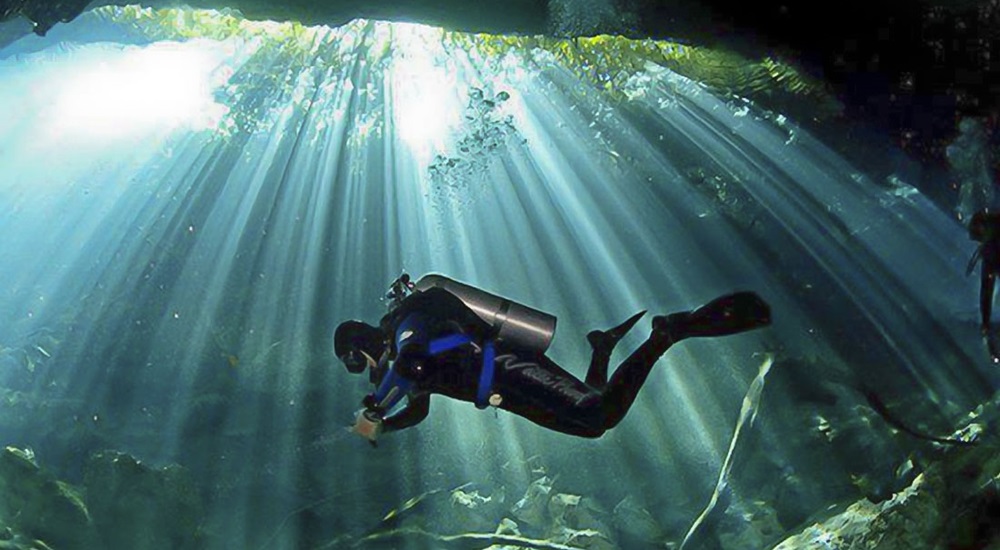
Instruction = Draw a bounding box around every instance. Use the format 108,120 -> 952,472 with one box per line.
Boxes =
334,320 -> 385,374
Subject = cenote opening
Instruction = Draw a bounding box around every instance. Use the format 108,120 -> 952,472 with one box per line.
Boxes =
1,5 -> 999,550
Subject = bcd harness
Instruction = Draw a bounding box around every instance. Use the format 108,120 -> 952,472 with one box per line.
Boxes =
370,312 -> 497,413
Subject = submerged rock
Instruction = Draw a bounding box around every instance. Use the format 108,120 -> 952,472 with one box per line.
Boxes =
0,447 -> 206,550
612,494 -> 665,545
0,526 -> 56,550
83,451 -> 204,550
512,476 -> 555,528
717,499 -> 784,550
774,468 -> 945,549
546,493 -> 615,550
771,386 -> 1000,550
509,476 -> 616,547
448,485 -> 507,532
0,447 -> 97,549
353,469 -> 621,549
495,517 -> 521,537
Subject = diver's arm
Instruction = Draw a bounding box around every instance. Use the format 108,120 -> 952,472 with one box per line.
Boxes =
351,392 -> 428,443
382,393 -> 430,433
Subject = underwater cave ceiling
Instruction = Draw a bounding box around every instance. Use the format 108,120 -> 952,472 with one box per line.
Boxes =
2,0 -> 998,164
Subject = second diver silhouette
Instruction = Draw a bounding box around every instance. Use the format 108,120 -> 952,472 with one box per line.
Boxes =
968,209 -> 1000,363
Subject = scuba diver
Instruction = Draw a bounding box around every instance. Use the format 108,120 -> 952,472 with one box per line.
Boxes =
968,209 -> 1000,362
335,274 -> 771,444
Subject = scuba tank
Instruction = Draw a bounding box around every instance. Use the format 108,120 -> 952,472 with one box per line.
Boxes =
413,274 -> 557,353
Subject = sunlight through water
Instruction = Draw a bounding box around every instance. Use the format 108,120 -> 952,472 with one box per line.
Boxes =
0,5 -> 992,549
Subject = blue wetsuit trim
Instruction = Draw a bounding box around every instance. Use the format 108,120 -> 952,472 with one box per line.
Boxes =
372,313 -> 428,411
373,367 -> 414,411
373,312 -> 496,412
428,333 -> 473,355
476,341 -> 496,409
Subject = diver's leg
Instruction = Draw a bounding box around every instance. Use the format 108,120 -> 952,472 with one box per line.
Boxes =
980,269 -> 995,334
980,269 -> 1000,362
493,353 -> 606,438
600,326 -> 678,429
585,310 -> 646,389
600,292 -> 771,429
584,349 -> 611,390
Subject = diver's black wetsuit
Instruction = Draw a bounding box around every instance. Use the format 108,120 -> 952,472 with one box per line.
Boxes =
979,239 -> 1000,331
354,286 -> 767,438
969,210 -> 1000,361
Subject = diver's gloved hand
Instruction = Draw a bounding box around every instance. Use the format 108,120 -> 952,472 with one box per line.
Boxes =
352,409 -> 383,445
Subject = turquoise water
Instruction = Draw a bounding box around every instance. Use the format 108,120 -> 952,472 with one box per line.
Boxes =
0,7 -> 993,549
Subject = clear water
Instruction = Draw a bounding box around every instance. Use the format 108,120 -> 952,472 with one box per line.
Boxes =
0,6 -> 992,549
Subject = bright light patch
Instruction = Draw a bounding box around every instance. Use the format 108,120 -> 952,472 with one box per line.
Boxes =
389,23 -> 462,158
47,40 -> 235,142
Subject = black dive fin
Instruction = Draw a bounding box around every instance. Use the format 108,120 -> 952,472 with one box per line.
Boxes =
655,291 -> 771,340
587,310 -> 646,355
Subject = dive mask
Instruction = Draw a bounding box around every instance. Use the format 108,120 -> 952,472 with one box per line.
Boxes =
341,349 -> 369,374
